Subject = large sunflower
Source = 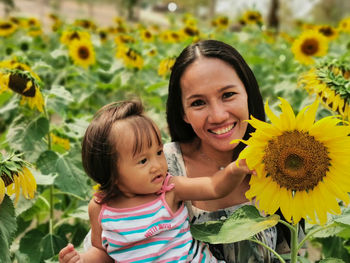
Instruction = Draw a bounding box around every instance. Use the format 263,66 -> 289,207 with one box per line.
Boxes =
68,39 -> 96,68
298,57 -> 350,120
234,98 -> 350,225
0,153 -> 37,204
291,30 -> 329,65
0,61 -> 44,112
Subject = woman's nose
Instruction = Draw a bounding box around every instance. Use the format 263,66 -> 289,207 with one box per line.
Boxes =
208,103 -> 229,123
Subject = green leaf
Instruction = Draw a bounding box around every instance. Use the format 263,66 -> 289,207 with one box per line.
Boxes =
7,115 -> 48,162
26,116 -> 50,141
190,205 -> 279,244
40,234 -> 66,261
0,196 -> 17,263
36,150 -> 59,175
55,153 -> 89,199
319,258 -> 345,263
19,229 -> 44,263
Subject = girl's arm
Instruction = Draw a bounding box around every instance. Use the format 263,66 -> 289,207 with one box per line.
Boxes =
58,199 -> 113,263
171,159 -> 253,203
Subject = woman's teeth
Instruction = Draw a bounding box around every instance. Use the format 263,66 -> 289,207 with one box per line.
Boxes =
210,124 -> 234,135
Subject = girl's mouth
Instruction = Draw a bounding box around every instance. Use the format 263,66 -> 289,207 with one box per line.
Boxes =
152,175 -> 163,183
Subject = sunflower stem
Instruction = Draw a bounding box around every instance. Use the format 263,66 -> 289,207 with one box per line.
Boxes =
290,222 -> 299,263
278,219 -> 296,232
247,237 -> 286,263
43,104 -> 54,235
297,222 -> 336,251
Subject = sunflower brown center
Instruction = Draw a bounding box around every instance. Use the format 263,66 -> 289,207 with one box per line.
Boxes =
263,131 -> 330,191
9,73 -> 36,97
319,27 -> 334,37
0,23 -> 13,29
301,39 -> 319,55
78,46 -> 90,59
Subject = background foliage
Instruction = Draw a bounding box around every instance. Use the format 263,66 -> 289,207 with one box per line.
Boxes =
0,0 -> 350,262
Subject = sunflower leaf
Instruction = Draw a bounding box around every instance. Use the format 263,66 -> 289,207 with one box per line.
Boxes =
0,196 -> 17,263
54,147 -> 89,199
190,205 -> 279,244
319,259 -> 345,263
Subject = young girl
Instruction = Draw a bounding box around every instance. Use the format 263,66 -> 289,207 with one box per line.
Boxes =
59,100 -> 253,263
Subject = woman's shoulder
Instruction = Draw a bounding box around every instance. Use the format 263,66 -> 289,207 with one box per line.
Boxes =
164,142 -> 187,177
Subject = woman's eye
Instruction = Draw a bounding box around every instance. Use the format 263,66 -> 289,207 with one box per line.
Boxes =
190,100 -> 205,107
157,150 -> 163,156
222,92 -> 235,99
138,158 -> 147,164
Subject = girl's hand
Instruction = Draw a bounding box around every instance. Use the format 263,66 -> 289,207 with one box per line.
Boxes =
59,243 -> 84,263
228,159 -> 256,177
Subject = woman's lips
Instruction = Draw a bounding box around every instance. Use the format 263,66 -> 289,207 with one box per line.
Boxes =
208,123 -> 236,135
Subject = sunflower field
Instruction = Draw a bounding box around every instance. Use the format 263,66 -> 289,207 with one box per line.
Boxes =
1,2 -> 350,262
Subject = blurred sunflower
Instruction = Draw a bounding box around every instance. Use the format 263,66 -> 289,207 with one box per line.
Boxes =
116,45 -> 143,70
0,61 -> 44,112
0,153 -> 37,204
114,34 -> 135,45
158,57 -> 176,77
241,10 -> 263,26
299,57 -> 350,119
211,16 -> 229,30
74,19 -> 96,31
147,48 -> 157,57
234,98 -> 350,225
60,30 -> 91,45
317,25 -> 338,40
338,17 -> 350,33
50,133 -> 70,151
97,28 -> 109,43
182,25 -> 200,38
68,39 -> 96,68
0,20 -> 17,37
140,29 -> 154,42
291,30 -> 329,65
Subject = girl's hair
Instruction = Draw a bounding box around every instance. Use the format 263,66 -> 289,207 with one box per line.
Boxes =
82,100 -> 161,203
166,39 -> 265,160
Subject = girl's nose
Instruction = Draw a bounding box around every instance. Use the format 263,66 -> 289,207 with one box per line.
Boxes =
150,158 -> 162,172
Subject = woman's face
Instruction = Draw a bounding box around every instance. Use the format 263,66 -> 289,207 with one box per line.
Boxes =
180,57 -> 249,152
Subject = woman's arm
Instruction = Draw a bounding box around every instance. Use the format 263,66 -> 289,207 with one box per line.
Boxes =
171,159 -> 253,203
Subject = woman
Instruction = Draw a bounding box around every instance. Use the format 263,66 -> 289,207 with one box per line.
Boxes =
164,39 -> 281,262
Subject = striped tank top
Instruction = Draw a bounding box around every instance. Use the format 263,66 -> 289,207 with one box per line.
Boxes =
99,174 -> 221,262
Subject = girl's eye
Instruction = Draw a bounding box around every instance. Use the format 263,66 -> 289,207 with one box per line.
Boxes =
222,92 -> 236,99
138,158 -> 147,164
190,99 -> 205,107
157,150 -> 163,156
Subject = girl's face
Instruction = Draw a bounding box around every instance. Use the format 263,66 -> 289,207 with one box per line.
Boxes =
114,122 -> 168,197
181,57 -> 249,152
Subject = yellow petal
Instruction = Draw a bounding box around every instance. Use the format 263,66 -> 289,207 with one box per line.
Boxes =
264,100 -> 282,129
0,178 -> 5,204
278,97 -> 296,130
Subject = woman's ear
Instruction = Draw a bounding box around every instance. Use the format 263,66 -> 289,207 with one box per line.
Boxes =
183,114 -> 189,124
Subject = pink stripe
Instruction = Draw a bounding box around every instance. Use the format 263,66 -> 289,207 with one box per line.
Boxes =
120,236 -> 193,263
106,224 -> 190,247
101,206 -> 160,220
106,235 -> 173,248
106,211 -> 188,233
101,195 -> 162,213
157,251 -> 189,263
